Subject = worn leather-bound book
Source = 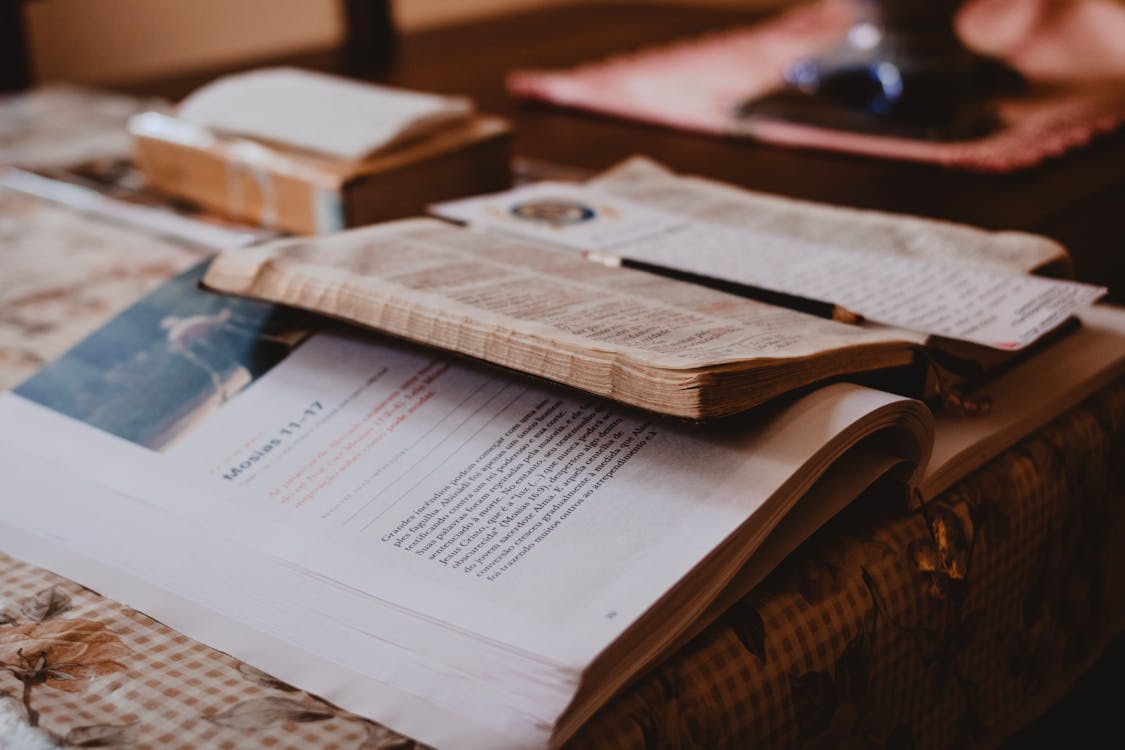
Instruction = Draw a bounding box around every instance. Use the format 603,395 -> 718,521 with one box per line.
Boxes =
202,158 -> 1103,420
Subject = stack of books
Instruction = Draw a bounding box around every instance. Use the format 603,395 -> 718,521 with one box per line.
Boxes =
1,113 -> 1122,749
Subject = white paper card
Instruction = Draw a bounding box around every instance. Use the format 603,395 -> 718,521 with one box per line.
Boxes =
433,182 -> 1106,350
177,67 -> 473,161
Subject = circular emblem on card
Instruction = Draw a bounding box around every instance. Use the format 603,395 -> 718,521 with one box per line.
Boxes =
509,199 -> 597,227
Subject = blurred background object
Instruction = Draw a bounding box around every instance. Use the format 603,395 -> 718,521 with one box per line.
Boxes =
956,0 -> 1125,80
1,0 -> 33,91
18,0 -> 370,88
739,0 -> 1026,140
7,0 -> 1124,93
4,0 -> 792,91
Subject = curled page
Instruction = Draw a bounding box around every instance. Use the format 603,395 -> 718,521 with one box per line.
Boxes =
176,67 -> 474,161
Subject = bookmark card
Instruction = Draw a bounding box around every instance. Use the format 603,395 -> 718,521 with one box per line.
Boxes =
433,183 -> 1106,350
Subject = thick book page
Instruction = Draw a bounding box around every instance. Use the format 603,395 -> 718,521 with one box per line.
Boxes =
0,266 -> 932,749
921,303 -> 1125,499
434,181 -> 1104,351
202,217 -> 915,416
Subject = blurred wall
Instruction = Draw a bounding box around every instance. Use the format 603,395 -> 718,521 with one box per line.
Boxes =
26,0 -> 789,85
27,0 -> 343,85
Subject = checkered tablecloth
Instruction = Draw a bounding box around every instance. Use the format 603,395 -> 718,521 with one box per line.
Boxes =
2,190 -> 1123,749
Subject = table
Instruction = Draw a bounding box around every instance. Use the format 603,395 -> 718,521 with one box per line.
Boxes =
4,4 -> 1124,748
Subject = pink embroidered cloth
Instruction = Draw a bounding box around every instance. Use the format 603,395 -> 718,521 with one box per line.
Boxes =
507,0 -> 1125,172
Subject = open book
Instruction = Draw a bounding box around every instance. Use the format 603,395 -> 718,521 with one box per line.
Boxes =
0,260 -> 1123,749
202,158 -> 1105,420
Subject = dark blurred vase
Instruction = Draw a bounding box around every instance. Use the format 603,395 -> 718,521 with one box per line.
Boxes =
741,0 -> 1024,140
2,0 -> 33,92
342,0 -> 397,75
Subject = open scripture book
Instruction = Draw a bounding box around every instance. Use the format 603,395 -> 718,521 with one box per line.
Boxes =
1,255 -> 1123,749
202,158 -> 1105,420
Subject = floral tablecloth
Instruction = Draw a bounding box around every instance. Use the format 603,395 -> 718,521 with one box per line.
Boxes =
2,191 -> 1123,749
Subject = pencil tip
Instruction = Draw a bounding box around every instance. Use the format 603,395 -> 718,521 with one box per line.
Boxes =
833,307 -> 864,325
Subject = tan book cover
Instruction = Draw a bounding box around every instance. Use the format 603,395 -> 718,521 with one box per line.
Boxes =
129,69 -> 513,235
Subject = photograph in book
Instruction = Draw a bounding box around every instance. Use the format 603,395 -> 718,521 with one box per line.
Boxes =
15,263 -> 316,450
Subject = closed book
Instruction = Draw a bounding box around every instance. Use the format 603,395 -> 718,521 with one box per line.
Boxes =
129,68 -> 513,235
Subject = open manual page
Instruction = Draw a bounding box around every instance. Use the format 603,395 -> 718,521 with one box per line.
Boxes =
0,263 -> 925,750
1,263 -> 1124,749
